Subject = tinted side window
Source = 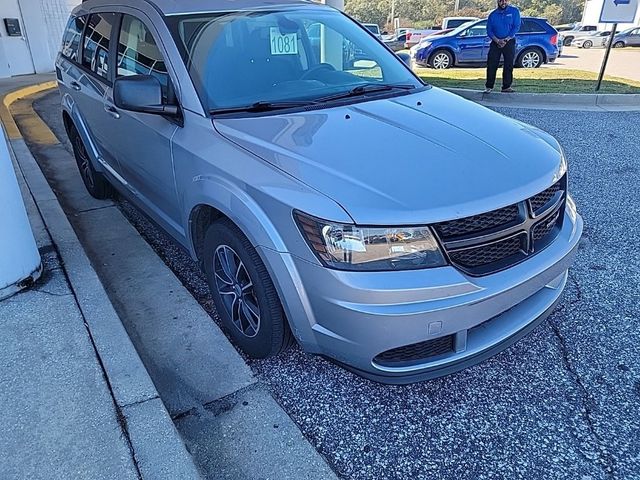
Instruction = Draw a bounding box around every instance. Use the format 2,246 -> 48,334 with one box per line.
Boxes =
117,15 -> 169,98
519,20 -> 545,33
61,15 -> 86,61
82,13 -> 118,80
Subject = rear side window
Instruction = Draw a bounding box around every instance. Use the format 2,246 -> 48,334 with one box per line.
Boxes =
61,15 -> 86,61
117,15 -> 169,98
82,13 -> 118,80
519,19 -> 546,33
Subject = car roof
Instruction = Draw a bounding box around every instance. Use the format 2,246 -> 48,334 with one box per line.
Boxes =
78,0 -> 323,16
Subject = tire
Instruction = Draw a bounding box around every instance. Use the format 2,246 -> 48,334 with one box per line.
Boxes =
517,48 -> 543,68
68,125 -> 112,199
203,219 -> 294,359
613,41 -> 625,48
563,36 -> 573,46
429,49 -> 453,69
582,40 -> 593,49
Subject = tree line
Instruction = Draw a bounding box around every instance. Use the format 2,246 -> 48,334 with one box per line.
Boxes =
345,0 -> 584,30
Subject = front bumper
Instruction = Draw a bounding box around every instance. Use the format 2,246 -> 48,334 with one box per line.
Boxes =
260,206 -> 583,384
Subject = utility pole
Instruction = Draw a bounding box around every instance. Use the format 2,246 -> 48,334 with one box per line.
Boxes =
390,0 -> 396,30
454,0 -> 460,14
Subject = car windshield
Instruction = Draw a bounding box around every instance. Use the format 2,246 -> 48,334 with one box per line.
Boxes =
167,7 -> 421,113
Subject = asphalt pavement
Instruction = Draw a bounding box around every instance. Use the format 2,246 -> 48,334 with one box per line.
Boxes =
33,91 -> 640,480
549,46 -> 640,82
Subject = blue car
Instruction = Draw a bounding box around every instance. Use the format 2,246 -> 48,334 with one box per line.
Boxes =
413,17 -> 559,69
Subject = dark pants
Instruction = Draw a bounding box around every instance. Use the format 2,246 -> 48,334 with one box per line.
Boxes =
485,39 -> 516,90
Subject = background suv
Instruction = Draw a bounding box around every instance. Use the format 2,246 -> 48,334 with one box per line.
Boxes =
412,17 -> 559,69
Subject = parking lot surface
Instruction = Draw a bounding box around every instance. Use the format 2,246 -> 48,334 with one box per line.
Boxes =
34,91 -> 640,479
550,46 -> 640,82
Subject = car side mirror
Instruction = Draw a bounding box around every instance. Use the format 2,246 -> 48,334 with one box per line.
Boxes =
397,52 -> 412,67
113,75 -> 178,116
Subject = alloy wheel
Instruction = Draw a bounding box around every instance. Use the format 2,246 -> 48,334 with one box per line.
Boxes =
432,53 -> 450,69
213,245 -> 261,338
74,135 -> 95,189
521,51 -> 541,68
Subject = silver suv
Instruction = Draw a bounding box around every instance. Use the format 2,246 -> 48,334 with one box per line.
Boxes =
57,0 -> 583,383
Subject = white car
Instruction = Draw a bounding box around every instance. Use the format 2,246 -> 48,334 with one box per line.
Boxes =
573,31 -> 611,49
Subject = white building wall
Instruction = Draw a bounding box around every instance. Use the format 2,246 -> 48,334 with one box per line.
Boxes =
0,0 -> 80,78
582,0 -> 640,30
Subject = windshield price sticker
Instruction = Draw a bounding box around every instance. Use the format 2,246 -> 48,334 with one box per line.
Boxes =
270,27 -> 298,55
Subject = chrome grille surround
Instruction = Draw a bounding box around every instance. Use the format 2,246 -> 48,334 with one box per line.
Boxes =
433,176 -> 567,276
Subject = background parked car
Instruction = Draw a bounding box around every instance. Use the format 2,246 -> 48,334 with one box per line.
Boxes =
441,16 -> 479,29
573,31 -> 611,49
560,24 -> 597,46
610,27 -> 640,48
412,17 -> 559,69
405,29 -> 439,48
384,33 -> 408,51
557,34 -> 564,56
363,23 -> 381,38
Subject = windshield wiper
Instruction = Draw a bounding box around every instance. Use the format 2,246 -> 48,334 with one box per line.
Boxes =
316,83 -> 417,103
210,100 -> 316,115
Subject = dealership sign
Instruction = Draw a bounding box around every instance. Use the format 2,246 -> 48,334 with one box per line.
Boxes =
600,0 -> 639,23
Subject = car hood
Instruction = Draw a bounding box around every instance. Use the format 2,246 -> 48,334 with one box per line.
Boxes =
214,87 -> 565,225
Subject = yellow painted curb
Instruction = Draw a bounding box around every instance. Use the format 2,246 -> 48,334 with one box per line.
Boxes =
1,81 -> 58,142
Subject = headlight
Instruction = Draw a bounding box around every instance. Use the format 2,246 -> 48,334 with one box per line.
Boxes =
420,41 -> 432,48
294,212 -> 446,271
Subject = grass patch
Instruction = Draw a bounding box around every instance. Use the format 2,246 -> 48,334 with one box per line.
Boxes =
415,67 -> 640,94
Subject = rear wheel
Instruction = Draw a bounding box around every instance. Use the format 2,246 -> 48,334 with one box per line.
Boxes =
517,48 -> 543,68
582,40 -> 593,49
563,36 -> 574,46
429,49 -> 453,69
68,125 -> 112,199
203,219 -> 294,358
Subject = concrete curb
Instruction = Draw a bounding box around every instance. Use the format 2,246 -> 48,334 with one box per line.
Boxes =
445,87 -> 640,110
3,83 -> 202,479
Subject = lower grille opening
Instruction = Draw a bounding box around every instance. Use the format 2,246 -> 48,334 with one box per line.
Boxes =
374,335 -> 455,367
448,234 -> 525,268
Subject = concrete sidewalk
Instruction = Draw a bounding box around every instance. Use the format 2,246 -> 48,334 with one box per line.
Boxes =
0,77 -> 201,479
0,135 -> 141,479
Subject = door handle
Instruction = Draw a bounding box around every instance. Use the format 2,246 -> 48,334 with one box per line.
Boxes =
104,104 -> 120,119
70,81 -> 81,91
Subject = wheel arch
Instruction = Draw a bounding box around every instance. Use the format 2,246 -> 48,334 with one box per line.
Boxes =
185,177 -> 290,266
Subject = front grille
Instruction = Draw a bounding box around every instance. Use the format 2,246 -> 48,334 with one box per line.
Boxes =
374,335 -> 455,366
433,204 -> 519,240
529,181 -> 562,214
434,176 -> 567,276
448,234 -> 524,268
532,211 -> 560,242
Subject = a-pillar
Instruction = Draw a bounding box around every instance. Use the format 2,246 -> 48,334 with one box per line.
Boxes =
319,0 -> 345,69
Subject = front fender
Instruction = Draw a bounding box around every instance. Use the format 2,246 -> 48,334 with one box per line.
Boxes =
183,174 -> 290,257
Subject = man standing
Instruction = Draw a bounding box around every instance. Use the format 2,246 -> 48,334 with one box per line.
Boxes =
485,0 -> 521,93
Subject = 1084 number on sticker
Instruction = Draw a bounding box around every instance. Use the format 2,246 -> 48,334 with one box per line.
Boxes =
270,27 -> 298,55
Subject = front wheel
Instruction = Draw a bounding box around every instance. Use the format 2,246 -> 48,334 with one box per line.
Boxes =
429,49 -> 453,69
203,219 -> 294,358
517,49 -> 543,68
69,125 -> 112,199
582,40 -> 593,49
613,41 -> 625,48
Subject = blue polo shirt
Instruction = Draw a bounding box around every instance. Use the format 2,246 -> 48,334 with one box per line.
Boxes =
486,5 -> 521,41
